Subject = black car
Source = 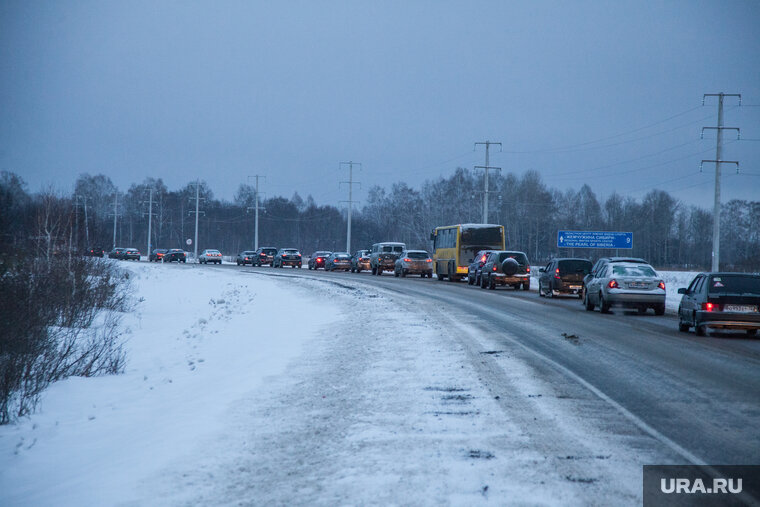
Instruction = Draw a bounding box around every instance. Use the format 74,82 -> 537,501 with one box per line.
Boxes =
677,273 -> 760,337
324,252 -> 352,271
236,250 -> 257,265
538,258 -> 592,298
84,246 -> 105,257
253,247 -> 278,266
350,249 -> 371,273
108,247 -> 126,259
480,251 -> 531,290
467,249 -> 494,286
308,251 -> 332,270
162,249 -> 187,263
274,248 -> 302,268
149,249 -> 168,262
122,248 -> 141,261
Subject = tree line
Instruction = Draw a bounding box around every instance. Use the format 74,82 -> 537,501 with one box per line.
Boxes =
1,169 -> 758,270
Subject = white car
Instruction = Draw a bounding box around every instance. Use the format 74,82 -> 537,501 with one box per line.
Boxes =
199,249 -> 222,264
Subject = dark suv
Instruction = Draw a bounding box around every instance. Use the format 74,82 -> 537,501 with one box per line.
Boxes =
480,251 -> 531,290
538,258 -> 592,298
254,247 -> 278,266
467,250 -> 495,286
370,242 -> 406,276
274,248 -> 302,268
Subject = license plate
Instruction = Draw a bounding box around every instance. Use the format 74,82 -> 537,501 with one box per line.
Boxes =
569,285 -> 581,289
629,282 -> 647,288
724,305 -> 758,313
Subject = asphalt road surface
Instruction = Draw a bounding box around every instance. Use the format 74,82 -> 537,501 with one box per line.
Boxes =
212,263 -> 760,467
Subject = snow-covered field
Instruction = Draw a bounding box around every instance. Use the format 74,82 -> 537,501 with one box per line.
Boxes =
1,262 -> 688,505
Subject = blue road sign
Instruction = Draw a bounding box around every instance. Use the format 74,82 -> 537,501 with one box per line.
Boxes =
557,230 -> 633,249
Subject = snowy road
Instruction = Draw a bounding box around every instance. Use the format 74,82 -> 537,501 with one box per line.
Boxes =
2,262 -> 759,506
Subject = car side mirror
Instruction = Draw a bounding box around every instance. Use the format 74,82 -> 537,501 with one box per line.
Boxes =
677,288 -> 688,295
539,267 -> 545,273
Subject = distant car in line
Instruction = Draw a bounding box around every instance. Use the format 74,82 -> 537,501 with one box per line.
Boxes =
324,252 -> 352,271
253,247 -> 278,266
394,250 -> 433,278
677,273 -> 760,336
162,249 -> 187,263
108,247 -> 126,259
467,249 -> 495,286
538,258 -> 592,298
236,250 -> 257,266
122,248 -> 141,261
480,251 -> 531,290
84,246 -> 104,258
351,249 -> 371,273
199,249 -> 222,264
274,248 -> 302,268
583,261 -> 665,315
308,251 -> 332,270
149,249 -> 168,262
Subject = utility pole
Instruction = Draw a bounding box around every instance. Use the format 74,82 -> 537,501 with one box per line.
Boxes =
247,175 -> 265,250
340,161 -> 361,253
188,179 -> 206,262
475,141 -> 502,223
75,195 -> 90,247
701,93 -> 741,271
108,193 -> 120,249
143,187 -> 155,259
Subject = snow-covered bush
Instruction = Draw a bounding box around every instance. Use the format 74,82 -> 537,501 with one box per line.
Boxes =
0,255 -> 133,424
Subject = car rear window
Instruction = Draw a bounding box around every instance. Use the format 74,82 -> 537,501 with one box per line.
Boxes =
263,249 -> 277,254
497,252 -> 528,265
558,259 -> 592,274
611,264 -> 656,277
382,245 -> 404,253
407,252 -> 429,259
336,254 -> 350,259
708,275 -> 760,295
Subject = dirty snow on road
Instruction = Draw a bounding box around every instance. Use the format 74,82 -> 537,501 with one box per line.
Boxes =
1,263 -> 679,505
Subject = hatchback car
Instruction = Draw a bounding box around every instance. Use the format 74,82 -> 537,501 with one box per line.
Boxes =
480,251 -> 531,290
236,250 -> 257,265
351,250 -> 371,273
122,248 -> 141,261
583,262 -> 665,314
394,250 -> 433,278
253,247 -> 278,266
274,248 -> 302,268
199,249 -> 222,264
325,252 -> 352,271
677,273 -> 760,336
162,249 -> 187,263
308,251 -> 332,270
538,258 -> 592,298
467,249 -> 495,286
149,249 -> 168,262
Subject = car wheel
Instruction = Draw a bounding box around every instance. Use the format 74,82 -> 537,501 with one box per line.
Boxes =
583,291 -> 595,311
600,294 -> 611,314
488,276 -> 496,290
654,304 -> 665,316
371,266 -> 377,275
480,275 -> 487,289
394,269 -> 399,277
637,306 -> 647,315
538,281 -> 544,296
747,329 -> 757,336
678,318 -> 690,332
468,275 -> 474,285
401,269 -> 406,278
522,282 -> 530,291
695,324 -> 706,336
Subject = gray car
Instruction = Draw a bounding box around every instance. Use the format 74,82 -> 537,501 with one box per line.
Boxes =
583,261 -> 665,315
394,250 -> 433,278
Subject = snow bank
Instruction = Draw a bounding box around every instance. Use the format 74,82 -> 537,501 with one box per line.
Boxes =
0,263 -> 339,506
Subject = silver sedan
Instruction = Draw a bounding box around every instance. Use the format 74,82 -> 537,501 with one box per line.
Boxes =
583,262 -> 666,315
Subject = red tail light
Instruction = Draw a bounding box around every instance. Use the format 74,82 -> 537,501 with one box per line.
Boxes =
702,302 -> 716,312
404,258 -> 411,262
333,259 -> 338,263
526,266 -> 530,273
608,279 -> 619,289
426,259 -> 432,263
481,255 -> 486,262
658,281 -> 665,290
554,268 -> 560,279
493,266 -> 497,271
245,257 -> 249,260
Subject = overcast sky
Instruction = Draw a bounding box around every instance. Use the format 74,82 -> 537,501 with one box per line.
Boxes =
2,0 -> 759,209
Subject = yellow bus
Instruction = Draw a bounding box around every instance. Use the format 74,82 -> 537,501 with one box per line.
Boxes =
430,223 -> 505,281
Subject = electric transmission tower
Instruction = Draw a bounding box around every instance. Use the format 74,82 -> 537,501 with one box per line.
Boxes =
701,93 -> 741,271
475,141 -> 502,223
340,161 -> 361,253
